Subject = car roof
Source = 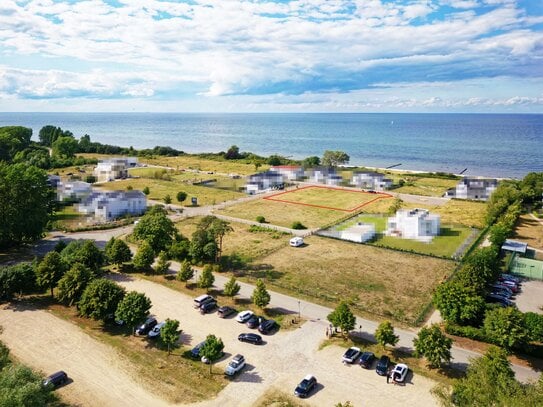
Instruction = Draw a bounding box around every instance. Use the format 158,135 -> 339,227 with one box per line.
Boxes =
303,374 -> 315,381
233,354 -> 244,361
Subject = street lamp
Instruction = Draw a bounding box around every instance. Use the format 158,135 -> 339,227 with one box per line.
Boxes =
297,300 -> 301,320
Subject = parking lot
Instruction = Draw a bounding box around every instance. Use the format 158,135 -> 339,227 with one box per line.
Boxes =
515,279 -> 543,314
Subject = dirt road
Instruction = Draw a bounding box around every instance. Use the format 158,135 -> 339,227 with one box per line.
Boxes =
0,302 -> 168,407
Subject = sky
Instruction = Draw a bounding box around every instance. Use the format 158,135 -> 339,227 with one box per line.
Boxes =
0,0 -> 542,113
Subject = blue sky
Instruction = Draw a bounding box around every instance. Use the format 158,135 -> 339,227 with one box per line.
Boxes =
0,0 -> 542,112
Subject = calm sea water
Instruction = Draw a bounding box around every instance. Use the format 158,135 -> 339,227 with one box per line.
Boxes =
0,113 -> 541,178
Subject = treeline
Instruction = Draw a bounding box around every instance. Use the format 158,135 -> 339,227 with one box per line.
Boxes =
434,173 -> 543,355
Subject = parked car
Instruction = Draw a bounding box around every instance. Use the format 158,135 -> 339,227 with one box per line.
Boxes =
489,284 -> 514,297
359,351 -> 375,369
225,354 -> 246,376
390,363 -> 409,383
290,237 -> 304,247
494,281 -> 519,293
246,315 -> 262,329
194,294 -> 215,309
43,371 -> 68,388
238,333 -> 263,345
486,294 -> 513,307
497,278 -> 520,290
217,306 -> 236,318
148,321 -> 165,339
190,341 -> 206,359
199,300 -> 218,314
490,289 -> 512,299
342,347 -> 361,364
258,319 -> 277,335
501,274 -> 521,283
294,374 -> 317,398
236,310 -> 254,323
201,350 -> 224,364
376,355 -> 390,376
135,317 -> 157,336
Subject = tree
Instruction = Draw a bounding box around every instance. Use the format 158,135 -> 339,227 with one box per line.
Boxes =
155,251 -> 171,274
56,263 -> 93,306
413,324 -> 452,368
133,241 -> 155,272
38,125 -> 58,146
302,156 -> 320,168
322,150 -> 350,167
36,251 -> 66,296
176,191 -> 187,203
252,279 -> 271,309
0,263 -> 36,301
106,238 -> 132,268
133,205 -> 177,253
161,318 -> 180,355
433,280 -> 486,325
267,155 -> 281,166
176,260 -> 194,286
60,240 -> 104,273
198,264 -> 215,291
451,346 -> 519,406
169,239 -> 190,261
388,197 -> 403,215
225,145 -> 240,159
0,364 -> 57,406
163,194 -> 172,204
52,135 -> 78,158
115,291 -> 152,334
223,276 -> 241,297
327,302 -> 356,337
78,279 -> 125,321
524,312 -> 543,342
209,218 -> 233,262
484,306 -> 529,350
0,126 -> 32,161
0,163 -> 53,248
199,334 -> 225,374
488,223 -> 510,249
142,186 -> 150,195
254,162 -> 262,172
375,321 -> 399,349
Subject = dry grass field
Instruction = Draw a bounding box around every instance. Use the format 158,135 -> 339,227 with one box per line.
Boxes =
512,214 -> 543,251
142,155 -> 265,175
265,186 -> 391,211
96,178 -> 245,206
245,235 -> 455,324
388,176 -> 459,197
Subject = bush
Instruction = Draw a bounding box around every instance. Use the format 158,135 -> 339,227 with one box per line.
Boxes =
256,215 -> 266,223
291,221 -> 306,230
444,322 -> 489,343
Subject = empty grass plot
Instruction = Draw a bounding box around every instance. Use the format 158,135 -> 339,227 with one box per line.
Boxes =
264,186 -> 392,212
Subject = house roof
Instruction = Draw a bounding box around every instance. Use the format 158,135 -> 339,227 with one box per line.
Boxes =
502,239 -> 528,254
271,165 -> 302,170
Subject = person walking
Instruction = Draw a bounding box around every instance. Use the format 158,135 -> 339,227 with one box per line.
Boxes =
386,373 -> 390,384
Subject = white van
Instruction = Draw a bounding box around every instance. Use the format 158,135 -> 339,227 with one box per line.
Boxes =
193,294 -> 215,309
290,237 -> 304,247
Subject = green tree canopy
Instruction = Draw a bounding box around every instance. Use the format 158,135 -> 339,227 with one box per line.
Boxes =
56,263 -> 93,306
60,240 -> 104,273
105,238 -> 132,268
413,324 -> 452,368
198,264 -> 215,291
161,318 -> 180,355
252,278 -> 271,309
176,260 -> 194,286
484,306 -> 529,350
78,279 -> 126,321
133,205 -> 177,253
176,191 -> 187,203
322,150 -> 350,167
375,320 -> 399,349
52,135 -> 78,158
0,364 -> 57,406
0,126 -> 32,162
225,145 -> 240,159
36,251 -> 67,296
115,291 -> 152,334
199,334 -> 225,374
302,156 -> 321,168
433,280 -> 486,325
0,163 -> 53,248
133,241 -> 155,271
327,302 -> 356,337
223,276 -> 241,297
0,263 -> 36,301
154,251 -> 171,274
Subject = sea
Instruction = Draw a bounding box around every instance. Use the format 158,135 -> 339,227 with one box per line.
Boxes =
0,112 -> 541,179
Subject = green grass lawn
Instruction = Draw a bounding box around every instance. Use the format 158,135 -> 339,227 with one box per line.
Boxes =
389,176 -> 459,197
266,186 -> 390,211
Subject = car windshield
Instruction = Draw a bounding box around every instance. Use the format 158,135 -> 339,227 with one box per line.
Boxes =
298,379 -> 311,390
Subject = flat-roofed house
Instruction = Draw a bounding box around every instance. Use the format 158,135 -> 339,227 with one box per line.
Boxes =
94,157 -> 138,182
446,177 -> 498,201
386,208 -> 440,242
78,190 -> 146,221
245,171 -> 285,194
351,171 -> 393,190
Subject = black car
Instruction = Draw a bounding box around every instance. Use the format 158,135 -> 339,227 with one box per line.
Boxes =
258,319 -> 277,335
359,351 -> 375,369
246,315 -> 262,329
135,317 -> 157,336
238,333 -> 263,345
217,306 -> 236,318
294,374 -> 317,398
199,300 -> 218,314
43,371 -> 68,388
376,355 -> 390,376
190,341 -> 206,358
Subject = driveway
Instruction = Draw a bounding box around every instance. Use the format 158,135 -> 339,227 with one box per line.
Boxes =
515,279 -> 543,314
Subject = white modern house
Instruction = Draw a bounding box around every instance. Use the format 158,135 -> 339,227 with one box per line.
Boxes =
78,190 -> 146,222
94,157 -> 138,182
309,167 -> 342,186
386,208 -> 441,242
351,171 -> 393,190
245,171 -> 285,194
270,165 -> 304,181
57,181 -> 92,202
340,223 -> 376,243
445,177 -> 498,201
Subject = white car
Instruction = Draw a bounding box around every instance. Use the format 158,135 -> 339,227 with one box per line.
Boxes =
342,347 -> 361,364
390,363 -> 409,383
236,310 -> 254,323
148,322 -> 165,339
225,354 -> 246,376
290,237 -> 304,247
